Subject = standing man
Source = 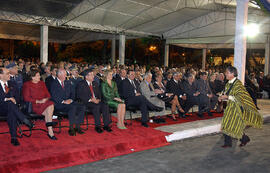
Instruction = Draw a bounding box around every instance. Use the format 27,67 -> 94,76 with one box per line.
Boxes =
50,69 -> 86,136
76,69 -> 112,133
68,65 -> 83,90
45,66 -> 57,92
0,68 -> 33,146
218,66 -> 263,148
6,62 -> 23,94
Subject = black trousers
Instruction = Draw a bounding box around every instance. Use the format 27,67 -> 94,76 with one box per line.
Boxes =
86,102 -> 110,127
55,102 -> 85,126
223,133 -> 250,146
126,95 -> 150,123
0,101 -> 26,138
184,96 -> 198,113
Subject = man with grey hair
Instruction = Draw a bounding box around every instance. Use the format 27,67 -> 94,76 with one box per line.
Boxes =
50,69 -> 86,136
140,72 -> 166,123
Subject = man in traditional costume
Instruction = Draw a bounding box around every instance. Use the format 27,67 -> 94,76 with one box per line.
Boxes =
218,66 -> 263,148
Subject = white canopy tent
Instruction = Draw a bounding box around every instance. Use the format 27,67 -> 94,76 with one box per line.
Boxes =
0,0 -> 269,78
0,0 -> 268,43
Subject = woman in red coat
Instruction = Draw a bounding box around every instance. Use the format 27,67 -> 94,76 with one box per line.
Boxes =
23,69 -> 57,140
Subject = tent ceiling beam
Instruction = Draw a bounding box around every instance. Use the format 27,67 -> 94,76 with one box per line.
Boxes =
60,0 -> 111,26
0,10 -> 158,37
124,0 -> 233,31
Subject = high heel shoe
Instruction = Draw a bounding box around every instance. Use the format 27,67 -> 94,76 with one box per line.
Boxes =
117,123 -> 127,129
170,114 -> 177,121
47,134 -> 57,140
118,126 -> 127,130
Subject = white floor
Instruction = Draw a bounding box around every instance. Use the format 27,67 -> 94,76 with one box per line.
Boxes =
155,99 -> 270,142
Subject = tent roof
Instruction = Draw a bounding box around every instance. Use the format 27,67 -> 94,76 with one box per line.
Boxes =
0,0 -> 269,47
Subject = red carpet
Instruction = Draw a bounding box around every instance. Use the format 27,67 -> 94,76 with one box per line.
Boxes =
147,111 -> 223,128
0,112 -> 223,172
0,116 -> 170,173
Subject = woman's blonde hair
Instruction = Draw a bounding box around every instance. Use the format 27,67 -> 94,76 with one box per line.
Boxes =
103,69 -> 113,81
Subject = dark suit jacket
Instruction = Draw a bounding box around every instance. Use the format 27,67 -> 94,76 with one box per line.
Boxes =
113,74 -> 121,88
50,79 -> 75,107
181,80 -> 197,99
195,79 -> 212,96
166,79 -> 184,96
120,78 -> 141,101
10,74 -> 23,91
76,80 -> 101,105
45,75 -> 56,92
0,81 -> 20,105
113,75 -> 126,97
69,76 -> 83,88
214,80 -> 225,93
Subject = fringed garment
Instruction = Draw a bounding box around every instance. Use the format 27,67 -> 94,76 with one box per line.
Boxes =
221,79 -> 263,139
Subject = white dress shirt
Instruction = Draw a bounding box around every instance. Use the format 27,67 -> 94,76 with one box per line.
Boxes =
0,80 -> 8,93
86,80 -> 96,102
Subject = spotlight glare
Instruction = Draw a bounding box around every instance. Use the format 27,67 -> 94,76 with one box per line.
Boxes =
243,23 -> 259,37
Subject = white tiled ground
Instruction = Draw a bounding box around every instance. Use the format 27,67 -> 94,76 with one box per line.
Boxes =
156,99 -> 270,142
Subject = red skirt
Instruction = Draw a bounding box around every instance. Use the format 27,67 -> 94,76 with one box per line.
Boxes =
32,100 -> 54,115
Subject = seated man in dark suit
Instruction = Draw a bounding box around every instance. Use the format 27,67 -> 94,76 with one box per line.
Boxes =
181,73 -> 200,114
76,69 -> 112,133
120,70 -> 163,127
195,72 -> 218,117
45,66 -> 57,92
50,69 -> 85,136
166,72 -> 187,118
0,68 -> 33,146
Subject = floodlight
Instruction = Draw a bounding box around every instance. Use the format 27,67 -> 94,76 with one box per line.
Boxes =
243,23 -> 259,37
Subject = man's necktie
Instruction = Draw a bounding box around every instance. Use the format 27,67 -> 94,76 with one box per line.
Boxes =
132,80 -> 136,89
4,83 -> 9,94
89,84 -> 95,98
132,80 -> 138,93
61,81 -> 64,89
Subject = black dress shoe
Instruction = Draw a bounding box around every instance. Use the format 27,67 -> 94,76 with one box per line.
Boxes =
95,127 -> 103,133
155,118 -> 166,123
221,144 -> 232,148
179,112 -> 187,118
155,106 -> 164,112
141,122 -> 149,127
160,118 -> 166,123
47,134 -> 57,140
103,126 -> 112,132
197,113 -> 204,118
75,128 -> 85,134
153,118 -> 161,124
23,118 -> 34,129
239,136 -> 250,147
68,128 -> 76,136
11,138 -> 20,146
